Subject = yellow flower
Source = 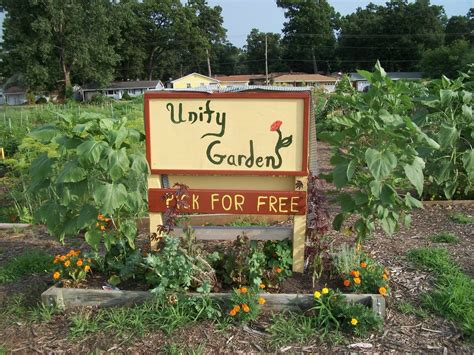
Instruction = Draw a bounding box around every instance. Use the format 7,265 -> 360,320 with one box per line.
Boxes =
84,265 -> 91,272
354,277 -> 361,285
259,283 -> 266,289
379,287 -> 387,296
314,291 -> 321,299
53,272 -> 60,280
64,260 -> 71,267
240,287 -> 248,294
382,273 -> 388,280
242,304 -> 250,313
351,318 -> 358,326
258,297 -> 266,305
322,287 -> 329,294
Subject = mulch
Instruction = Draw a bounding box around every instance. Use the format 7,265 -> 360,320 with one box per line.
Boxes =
0,141 -> 473,352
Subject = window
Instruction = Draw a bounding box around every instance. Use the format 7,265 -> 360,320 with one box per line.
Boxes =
186,83 -> 191,88
107,90 -> 113,95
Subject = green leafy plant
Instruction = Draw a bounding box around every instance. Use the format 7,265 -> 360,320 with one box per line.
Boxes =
263,240 -> 293,285
416,67 -> 474,199
268,312 -> 315,348
428,231 -> 459,243
330,243 -> 362,276
52,249 -> 92,284
227,286 -> 265,323
0,250 -> 52,283
449,212 -> 474,224
320,62 -> 438,240
27,112 -> 148,256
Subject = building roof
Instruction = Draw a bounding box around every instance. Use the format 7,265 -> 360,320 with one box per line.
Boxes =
171,72 -> 219,84
150,85 -> 313,93
82,80 -> 162,91
349,72 -> 423,81
214,74 -> 261,82
4,86 -> 27,94
273,74 -> 337,83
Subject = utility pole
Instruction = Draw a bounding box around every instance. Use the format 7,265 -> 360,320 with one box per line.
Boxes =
206,48 -> 212,77
265,35 -> 269,85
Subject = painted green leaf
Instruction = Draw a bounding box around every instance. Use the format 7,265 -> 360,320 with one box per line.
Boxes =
85,229 -> 102,251
93,183 -> 128,215
56,161 -> 87,183
77,140 -> 108,164
365,148 -> 397,180
403,156 -> 425,196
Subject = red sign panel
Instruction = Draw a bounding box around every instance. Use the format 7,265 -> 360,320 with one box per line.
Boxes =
149,189 -> 307,215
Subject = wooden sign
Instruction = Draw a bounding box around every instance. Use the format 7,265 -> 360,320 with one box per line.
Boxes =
145,92 -> 309,175
149,189 -> 307,215
145,90 -> 311,273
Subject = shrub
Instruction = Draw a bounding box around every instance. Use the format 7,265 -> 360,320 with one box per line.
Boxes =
121,91 -> 132,100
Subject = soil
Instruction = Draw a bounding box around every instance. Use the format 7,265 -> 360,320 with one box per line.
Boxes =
0,141 -> 473,352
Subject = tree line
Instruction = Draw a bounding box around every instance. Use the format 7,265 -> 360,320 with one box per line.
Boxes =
0,0 -> 472,96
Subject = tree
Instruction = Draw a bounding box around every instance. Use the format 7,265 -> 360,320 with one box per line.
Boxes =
445,10 -> 473,45
211,42 -> 244,75
277,0 -> 339,73
420,40 -> 474,78
243,29 -> 287,74
337,0 -> 446,72
0,0 -> 119,96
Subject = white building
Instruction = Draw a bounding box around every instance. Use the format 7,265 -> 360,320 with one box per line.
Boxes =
80,80 -> 163,101
349,72 -> 423,92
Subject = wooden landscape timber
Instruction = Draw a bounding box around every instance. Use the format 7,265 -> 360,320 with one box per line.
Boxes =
41,286 -> 386,317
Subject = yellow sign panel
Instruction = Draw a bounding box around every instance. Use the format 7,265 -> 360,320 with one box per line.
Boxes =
145,92 -> 310,176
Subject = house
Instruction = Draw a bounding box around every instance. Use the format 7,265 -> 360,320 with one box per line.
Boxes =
4,86 -> 27,105
171,73 -> 219,89
214,74 -> 268,87
349,72 -> 423,92
273,73 -> 338,92
80,80 -> 163,101
0,88 -> 4,105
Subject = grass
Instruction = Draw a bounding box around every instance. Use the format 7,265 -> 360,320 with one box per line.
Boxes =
428,231 -> 459,244
268,312 -> 316,348
449,212 -> 474,224
407,247 -> 474,340
397,301 -> 429,318
0,250 -> 52,283
0,294 -> 58,325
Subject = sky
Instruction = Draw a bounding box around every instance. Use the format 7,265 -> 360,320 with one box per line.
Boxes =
208,0 -> 473,47
0,1 -> 472,46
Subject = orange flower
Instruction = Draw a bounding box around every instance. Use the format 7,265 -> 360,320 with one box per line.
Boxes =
343,279 -> 351,287
354,277 -> 361,285
275,267 -> 282,273
60,255 -> 66,261
350,270 -> 360,278
100,225 -> 106,231
258,297 -> 266,305
360,262 -> 367,268
242,304 -> 250,313
240,287 -> 248,294
382,273 -> 388,280
98,214 -> 104,220
379,287 -> 387,296
64,260 -> 71,267
84,265 -> 91,272
234,305 -> 241,312
76,259 -> 83,267
229,309 -> 237,317
259,283 -> 266,289
53,272 -> 60,280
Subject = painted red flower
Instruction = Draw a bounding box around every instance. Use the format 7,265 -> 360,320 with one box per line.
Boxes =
270,120 -> 282,131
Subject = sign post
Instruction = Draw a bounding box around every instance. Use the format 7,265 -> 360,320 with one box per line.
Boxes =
145,91 -> 311,272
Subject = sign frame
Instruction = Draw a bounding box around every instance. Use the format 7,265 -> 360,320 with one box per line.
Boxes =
144,91 -> 311,176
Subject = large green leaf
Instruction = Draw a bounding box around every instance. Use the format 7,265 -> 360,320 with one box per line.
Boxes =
130,154 -> 149,174
338,193 -> 355,213
403,156 -> 425,196
77,204 -> 99,230
332,162 -> 349,188
404,193 -> 423,209
77,140 -> 108,164
29,153 -> 54,182
433,160 -> 453,184
439,89 -> 457,106
119,220 -> 137,249
107,147 -> 130,181
438,124 -> 459,149
379,111 -> 403,126
93,183 -> 128,215
365,148 -> 397,180
332,213 -> 345,231
85,229 -> 102,251
30,124 -> 60,143
56,161 -> 87,183
462,150 -> 474,180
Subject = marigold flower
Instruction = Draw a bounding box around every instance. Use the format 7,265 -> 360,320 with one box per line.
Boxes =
379,287 -> 387,296
322,287 -> 329,294
240,287 -> 248,294
356,243 -> 362,252
343,279 -> 351,287
76,259 -> 83,267
350,270 -> 360,278
84,265 -> 91,272
382,273 -> 388,280
351,318 -> 358,326
354,277 -> 361,285
53,272 -> 60,280
275,267 -> 282,273
234,305 -> 241,312
259,283 -> 266,289
360,262 -> 367,268
96,222 -> 100,227
270,120 -> 282,131
64,260 -> 71,267
258,297 -> 266,305
98,214 -> 104,220
60,255 -> 66,261
229,309 -> 237,317
242,304 -> 250,313
314,291 -> 321,299
100,225 -> 106,231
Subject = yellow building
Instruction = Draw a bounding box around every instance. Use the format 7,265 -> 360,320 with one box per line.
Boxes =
171,73 -> 219,89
